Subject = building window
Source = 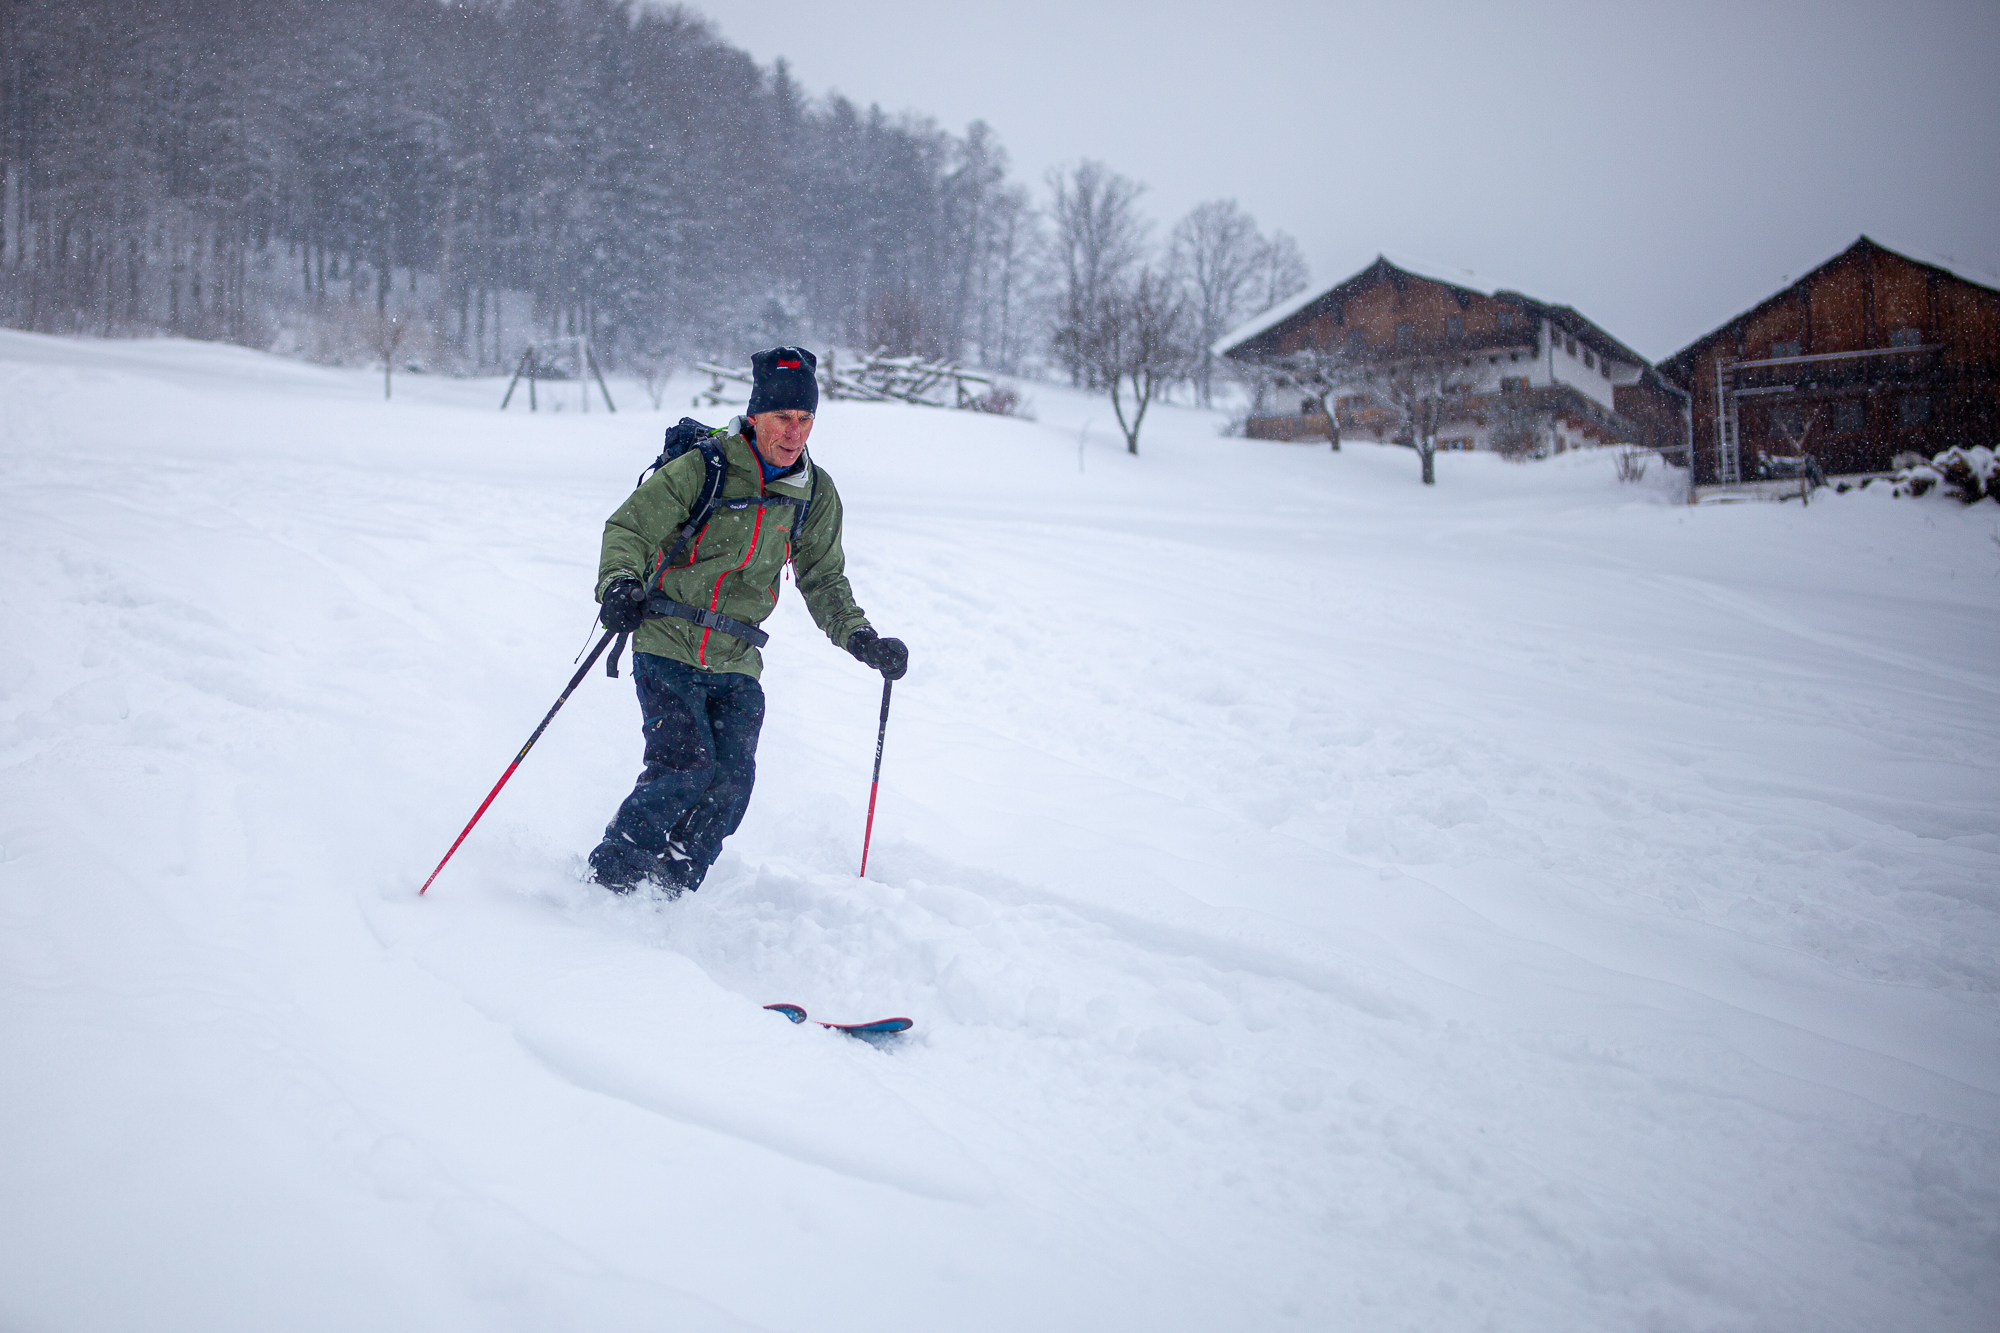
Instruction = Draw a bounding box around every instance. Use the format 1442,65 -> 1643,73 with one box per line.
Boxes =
1440,438 -> 1473,452
1771,340 -> 1801,359
1301,398 -> 1316,416
1900,395 -> 1931,426
1347,329 -> 1367,353
1447,315 -> 1464,339
1500,376 -> 1528,394
1583,349 -> 1595,369
1565,338 -> 1577,357
1772,406 -> 1804,435
1890,327 -> 1923,348
1497,311 -> 1516,332
1600,360 -> 1612,379
1396,323 -> 1414,348
1831,401 -> 1864,432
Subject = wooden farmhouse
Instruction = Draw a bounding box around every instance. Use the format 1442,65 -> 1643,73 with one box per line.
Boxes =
1215,255 -> 1689,458
1658,237 -> 2000,483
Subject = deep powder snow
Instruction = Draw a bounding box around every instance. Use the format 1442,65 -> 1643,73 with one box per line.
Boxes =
2,330 -> 1997,1331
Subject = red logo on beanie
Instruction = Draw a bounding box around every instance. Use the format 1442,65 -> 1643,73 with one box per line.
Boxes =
778,358 -> 801,370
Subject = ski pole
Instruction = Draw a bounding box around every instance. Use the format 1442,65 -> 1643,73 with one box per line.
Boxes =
419,628 -> 618,895
858,676 -> 893,878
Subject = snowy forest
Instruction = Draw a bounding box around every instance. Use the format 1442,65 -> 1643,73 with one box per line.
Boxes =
0,0 -> 1306,380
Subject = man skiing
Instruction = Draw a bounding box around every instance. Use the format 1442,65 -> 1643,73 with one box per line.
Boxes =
587,346 -> 908,895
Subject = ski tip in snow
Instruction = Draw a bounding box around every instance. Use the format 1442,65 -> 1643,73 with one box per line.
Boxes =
821,1017 -> 913,1038
764,1004 -> 912,1040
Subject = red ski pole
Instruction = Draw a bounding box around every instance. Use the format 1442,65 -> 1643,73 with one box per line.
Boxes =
419,628 -> 618,895
858,676 -> 893,878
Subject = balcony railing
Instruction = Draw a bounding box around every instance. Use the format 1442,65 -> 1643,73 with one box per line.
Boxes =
1729,345 -> 1943,396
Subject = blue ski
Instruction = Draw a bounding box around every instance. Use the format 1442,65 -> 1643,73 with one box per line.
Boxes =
764,1003 -> 913,1039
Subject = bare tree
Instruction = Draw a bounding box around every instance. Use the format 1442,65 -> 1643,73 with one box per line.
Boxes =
1768,405 -> 1821,464
1170,199 -> 1269,407
1250,346 -> 1366,450
635,352 -> 676,410
1047,161 -> 1149,387
1093,267 -> 1189,455
373,314 -> 407,401
974,185 -> 1040,373
1350,353 -> 1480,485
1252,230 -> 1311,311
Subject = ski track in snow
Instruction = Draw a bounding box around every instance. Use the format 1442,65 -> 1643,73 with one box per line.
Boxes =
3,329 -> 1999,1331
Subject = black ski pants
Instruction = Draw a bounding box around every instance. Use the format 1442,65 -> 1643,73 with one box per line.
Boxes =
597,652 -> 764,881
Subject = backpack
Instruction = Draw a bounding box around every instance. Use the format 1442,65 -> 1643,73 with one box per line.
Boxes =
639,417 -> 734,574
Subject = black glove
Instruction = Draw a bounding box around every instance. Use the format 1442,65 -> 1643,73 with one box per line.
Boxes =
599,577 -> 648,633
845,626 -> 908,680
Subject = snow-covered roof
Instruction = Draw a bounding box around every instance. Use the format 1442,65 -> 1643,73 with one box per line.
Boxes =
1212,252 -> 1616,362
1659,236 -> 2000,372
1374,251 -> 1508,300
1209,282 -> 1331,359
1872,236 -> 2000,293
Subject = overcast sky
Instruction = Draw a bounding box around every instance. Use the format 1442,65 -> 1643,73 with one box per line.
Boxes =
683,0 -> 1999,362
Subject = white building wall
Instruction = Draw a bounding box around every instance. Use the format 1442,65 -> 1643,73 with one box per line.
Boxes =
1458,346 -> 1540,394
1539,320 -> 1630,411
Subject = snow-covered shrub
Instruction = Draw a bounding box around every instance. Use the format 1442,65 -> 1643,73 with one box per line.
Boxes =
1890,464 -> 1942,497
1615,448 -> 1649,483
974,384 -> 1034,419
1488,396 -> 1553,461
1861,446 -> 1996,501
1933,446 -> 1996,504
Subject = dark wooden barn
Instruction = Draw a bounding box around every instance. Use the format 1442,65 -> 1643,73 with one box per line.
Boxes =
1658,237 -> 2000,483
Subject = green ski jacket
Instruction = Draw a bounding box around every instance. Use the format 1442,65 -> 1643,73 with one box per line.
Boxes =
596,418 -> 869,679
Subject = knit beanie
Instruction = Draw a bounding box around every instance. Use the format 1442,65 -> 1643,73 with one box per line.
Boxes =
747,346 -> 819,416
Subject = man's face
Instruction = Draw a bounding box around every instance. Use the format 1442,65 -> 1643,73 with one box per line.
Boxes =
749,409 -> 814,467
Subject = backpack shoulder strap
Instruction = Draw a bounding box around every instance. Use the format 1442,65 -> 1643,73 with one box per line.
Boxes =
793,467 -> 819,561
651,435 -> 731,578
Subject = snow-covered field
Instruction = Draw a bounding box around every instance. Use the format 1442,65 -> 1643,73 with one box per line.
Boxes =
3,329 -> 1997,1332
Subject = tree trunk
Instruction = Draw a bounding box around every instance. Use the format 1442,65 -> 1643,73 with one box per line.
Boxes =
169,231 -> 182,327
1316,392 -> 1341,450
189,231 -> 203,326
1111,370 -> 1152,454
1420,441 -> 1435,485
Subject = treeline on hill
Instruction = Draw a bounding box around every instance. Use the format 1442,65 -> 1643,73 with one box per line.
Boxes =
0,0 -> 1308,387
0,0 -> 1043,371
